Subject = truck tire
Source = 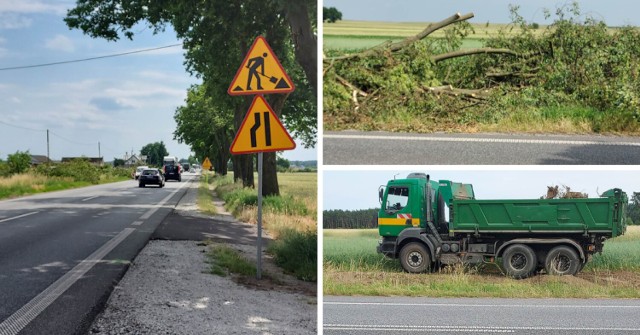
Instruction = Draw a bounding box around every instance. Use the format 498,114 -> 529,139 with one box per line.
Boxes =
544,246 -> 580,276
501,244 -> 537,279
400,242 -> 431,273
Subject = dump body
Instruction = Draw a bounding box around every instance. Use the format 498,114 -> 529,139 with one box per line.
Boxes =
451,192 -> 626,238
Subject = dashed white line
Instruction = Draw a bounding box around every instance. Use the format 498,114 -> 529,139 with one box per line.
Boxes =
0,211 -> 39,224
0,228 -> 135,335
324,134 -> 640,147
131,220 -> 143,226
81,195 -> 100,202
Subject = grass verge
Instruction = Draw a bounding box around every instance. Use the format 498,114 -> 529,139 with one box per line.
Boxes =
212,172 -> 317,281
324,227 -> 640,298
196,173 -> 217,215
0,173 -> 129,200
206,244 -> 256,277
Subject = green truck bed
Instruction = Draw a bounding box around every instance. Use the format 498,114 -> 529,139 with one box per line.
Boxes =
451,189 -> 626,237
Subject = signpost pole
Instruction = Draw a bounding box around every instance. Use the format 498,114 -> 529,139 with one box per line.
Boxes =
256,152 -> 263,280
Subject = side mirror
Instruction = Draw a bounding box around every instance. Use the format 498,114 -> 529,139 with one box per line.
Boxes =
379,188 -> 383,203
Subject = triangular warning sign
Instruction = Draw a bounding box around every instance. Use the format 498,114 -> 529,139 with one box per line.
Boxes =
230,95 -> 296,154
227,36 -> 295,96
202,157 -> 212,170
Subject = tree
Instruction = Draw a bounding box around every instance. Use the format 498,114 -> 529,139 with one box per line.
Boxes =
276,156 -> 290,170
323,7 -> 343,23
66,0 -> 317,196
140,142 -> 169,167
113,158 -> 124,167
7,150 -> 31,175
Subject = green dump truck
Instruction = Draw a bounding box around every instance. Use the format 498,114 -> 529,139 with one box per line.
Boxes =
377,173 -> 628,279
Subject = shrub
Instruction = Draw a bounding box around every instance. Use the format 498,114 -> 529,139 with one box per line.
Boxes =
7,151 -> 31,175
268,228 -> 317,281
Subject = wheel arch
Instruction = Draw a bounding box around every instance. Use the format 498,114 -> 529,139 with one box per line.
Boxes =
396,228 -> 436,262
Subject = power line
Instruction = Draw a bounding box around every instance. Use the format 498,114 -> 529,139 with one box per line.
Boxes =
0,43 -> 183,71
0,120 -> 45,132
49,131 -> 94,146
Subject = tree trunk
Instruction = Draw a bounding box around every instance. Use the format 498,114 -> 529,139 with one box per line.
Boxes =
260,94 -> 289,196
284,0 -> 317,95
234,100 -> 254,187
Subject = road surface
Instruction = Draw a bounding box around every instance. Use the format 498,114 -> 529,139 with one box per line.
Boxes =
0,175 -> 194,335
324,131 -> 640,164
324,296 -> 640,334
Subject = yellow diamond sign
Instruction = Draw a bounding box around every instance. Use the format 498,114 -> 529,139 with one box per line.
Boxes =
228,36 -> 295,96
230,95 -> 296,154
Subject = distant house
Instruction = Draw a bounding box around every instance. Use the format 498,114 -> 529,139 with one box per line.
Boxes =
123,154 -> 146,167
30,155 -> 50,166
61,157 -> 104,165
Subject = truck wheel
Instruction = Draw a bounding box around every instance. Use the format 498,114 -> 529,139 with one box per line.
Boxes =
501,244 -> 537,279
545,246 -> 580,276
399,242 -> 431,273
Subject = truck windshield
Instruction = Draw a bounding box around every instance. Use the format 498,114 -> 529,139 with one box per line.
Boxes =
386,186 -> 409,212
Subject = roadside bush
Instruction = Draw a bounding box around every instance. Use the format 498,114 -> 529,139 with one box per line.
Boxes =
0,161 -> 10,178
264,195 -> 309,216
268,228 -> 317,281
46,159 -> 100,184
7,151 -> 31,175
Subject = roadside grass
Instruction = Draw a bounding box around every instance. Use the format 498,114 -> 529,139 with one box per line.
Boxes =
196,173 -> 217,215
211,172 -> 317,281
0,173 -> 129,200
324,227 -> 640,298
206,244 -> 256,277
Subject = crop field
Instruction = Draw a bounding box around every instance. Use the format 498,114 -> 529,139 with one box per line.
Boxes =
323,20 -> 527,51
323,226 -> 640,298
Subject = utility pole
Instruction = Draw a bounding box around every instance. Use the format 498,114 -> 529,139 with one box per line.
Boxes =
46,129 -> 50,163
98,141 -> 101,165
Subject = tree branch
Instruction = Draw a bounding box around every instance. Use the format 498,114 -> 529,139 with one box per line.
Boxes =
432,48 -> 519,63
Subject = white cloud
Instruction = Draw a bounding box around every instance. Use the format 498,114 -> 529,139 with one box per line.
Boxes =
0,13 -> 32,29
0,0 -> 68,15
45,34 -> 75,52
10,96 -> 21,103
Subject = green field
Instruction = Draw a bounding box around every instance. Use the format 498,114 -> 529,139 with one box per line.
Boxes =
324,227 -> 640,298
323,20 -> 523,51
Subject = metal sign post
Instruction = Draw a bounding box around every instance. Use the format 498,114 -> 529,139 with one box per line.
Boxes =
228,36 -> 296,280
256,152 -> 263,279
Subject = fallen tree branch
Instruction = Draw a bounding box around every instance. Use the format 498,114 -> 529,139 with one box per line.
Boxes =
423,85 -> 490,100
336,74 -> 368,97
325,12 -> 475,62
432,48 -> 519,63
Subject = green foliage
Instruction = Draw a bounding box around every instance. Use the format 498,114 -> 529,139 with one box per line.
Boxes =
276,156 -> 290,172
39,159 -> 100,184
207,244 -> 256,277
7,151 -> 31,175
140,141 -> 168,167
0,161 -> 10,177
268,228 -> 317,281
112,158 -> 125,167
324,2 -> 640,134
323,6 -> 343,23
220,184 -> 308,216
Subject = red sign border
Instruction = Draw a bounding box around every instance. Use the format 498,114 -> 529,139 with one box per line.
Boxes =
227,36 -> 296,96
229,95 -> 296,155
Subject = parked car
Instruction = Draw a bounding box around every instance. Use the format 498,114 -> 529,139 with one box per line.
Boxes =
138,168 -> 165,188
163,163 -> 182,182
134,165 -> 149,180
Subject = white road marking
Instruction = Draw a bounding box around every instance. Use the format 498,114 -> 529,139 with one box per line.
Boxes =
131,220 -> 144,226
81,195 -> 100,202
0,178 -> 193,335
137,181 -> 190,221
324,134 -> 640,147
0,228 -> 135,335
0,212 -> 39,224
324,301 -> 640,309
323,324 -> 640,332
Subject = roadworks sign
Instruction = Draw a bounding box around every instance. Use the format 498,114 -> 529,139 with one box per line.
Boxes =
228,36 -> 295,96
202,157 -> 212,170
230,95 -> 296,154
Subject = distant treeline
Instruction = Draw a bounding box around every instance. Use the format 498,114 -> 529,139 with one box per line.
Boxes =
323,208 -> 378,229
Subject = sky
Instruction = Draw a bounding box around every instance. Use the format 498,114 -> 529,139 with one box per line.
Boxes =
0,0 -> 316,162
322,0 -> 640,26
323,168 -> 640,210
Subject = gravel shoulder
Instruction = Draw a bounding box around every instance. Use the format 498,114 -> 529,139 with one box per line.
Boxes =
89,175 -> 317,334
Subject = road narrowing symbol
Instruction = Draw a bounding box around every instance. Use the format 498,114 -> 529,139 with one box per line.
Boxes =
229,95 -> 296,154
227,36 -> 295,96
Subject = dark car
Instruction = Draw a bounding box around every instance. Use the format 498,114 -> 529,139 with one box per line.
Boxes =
163,164 -> 182,182
138,168 -> 165,188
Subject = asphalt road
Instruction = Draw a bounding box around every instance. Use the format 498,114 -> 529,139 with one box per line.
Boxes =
0,175 -> 195,335
324,131 -> 640,164
324,296 -> 640,334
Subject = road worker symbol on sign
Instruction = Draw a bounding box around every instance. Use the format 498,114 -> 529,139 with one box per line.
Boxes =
229,95 -> 296,154
228,36 -> 295,95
